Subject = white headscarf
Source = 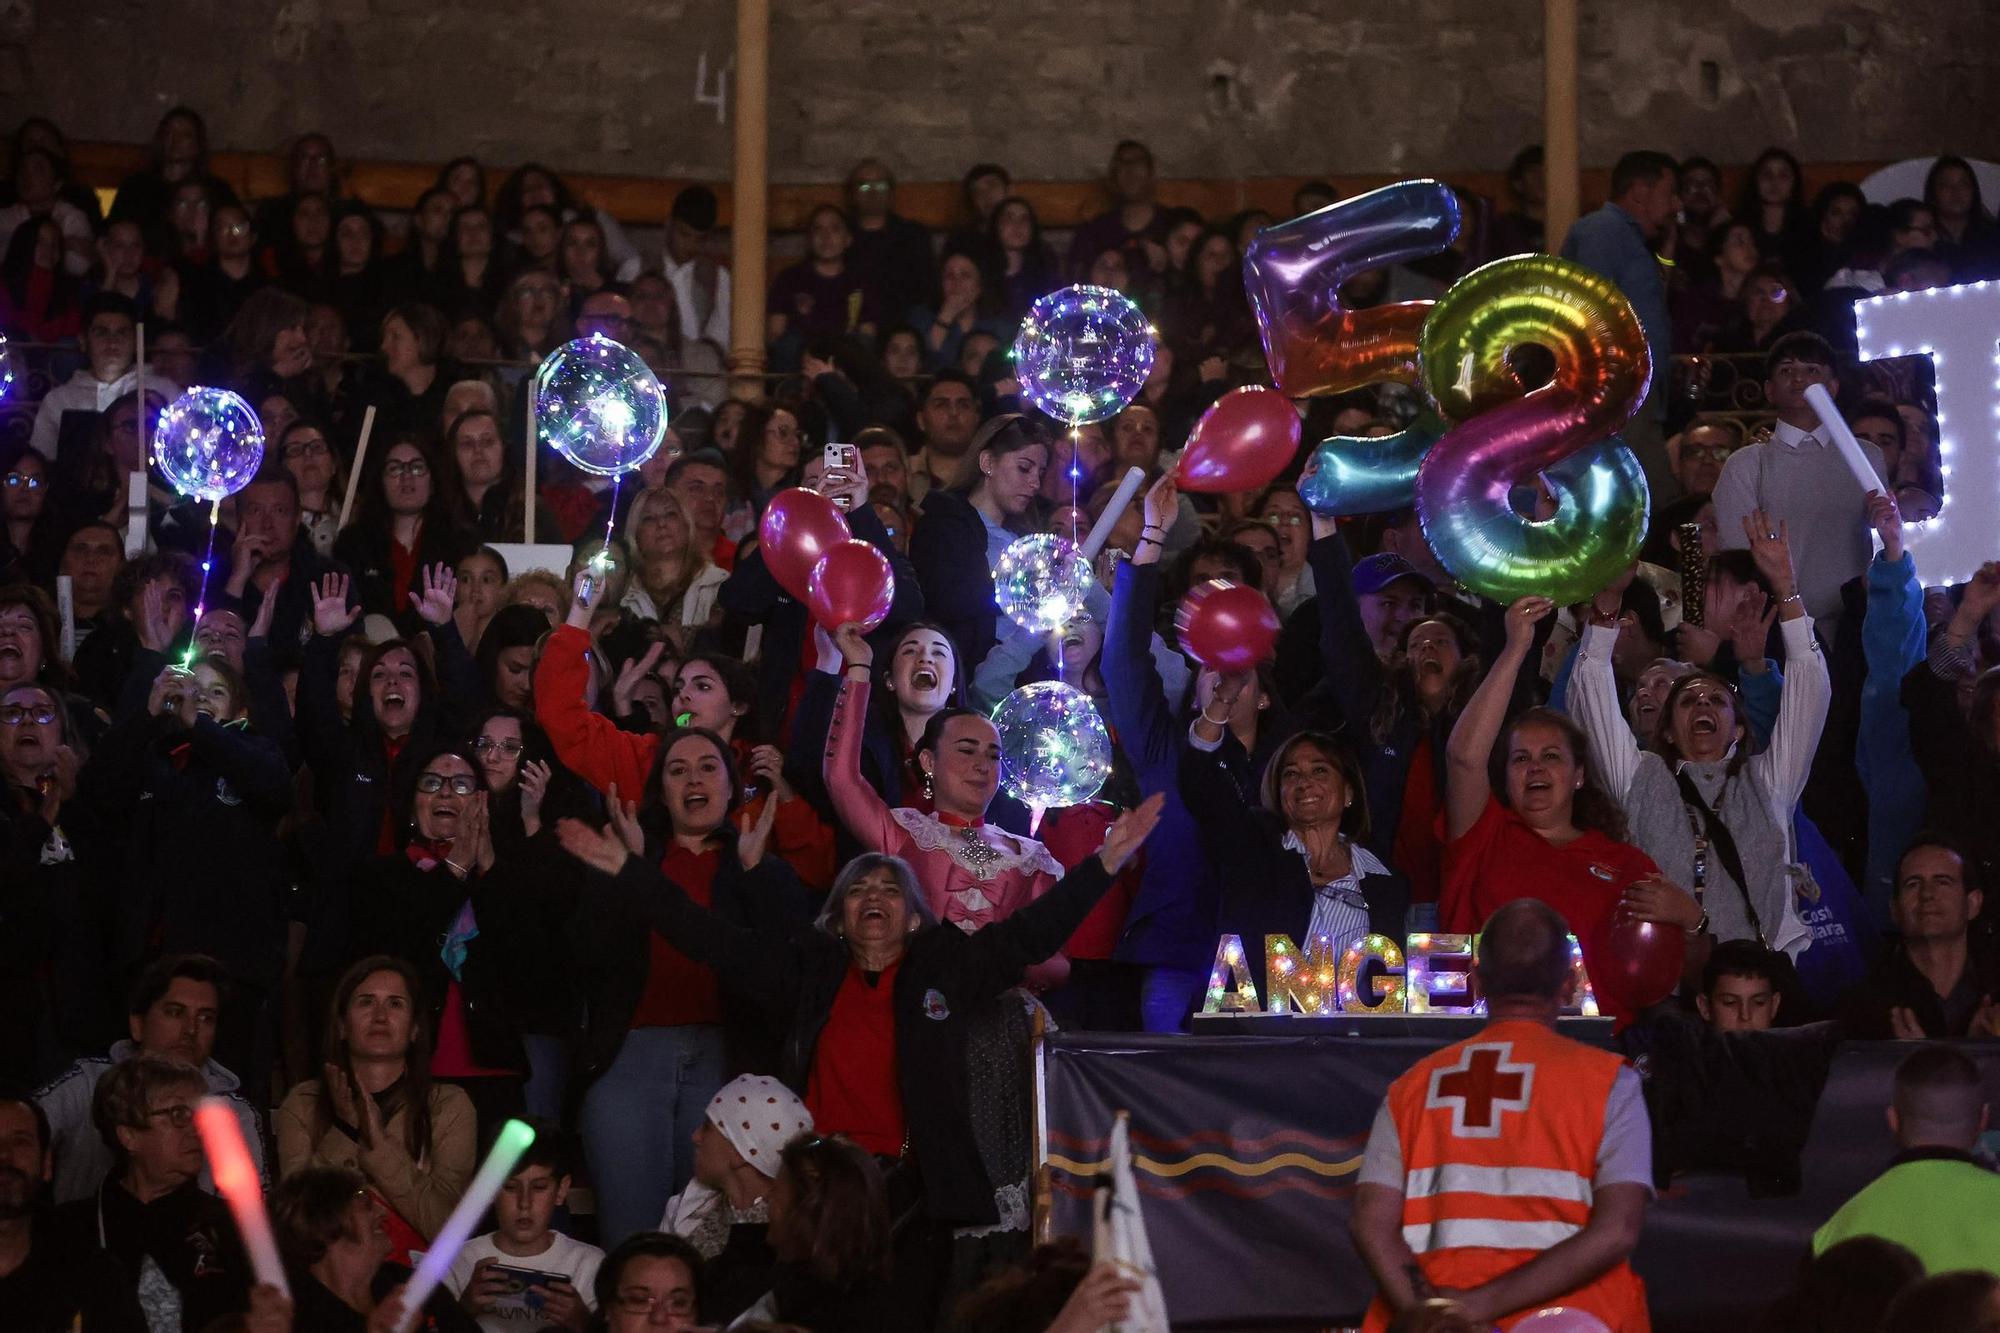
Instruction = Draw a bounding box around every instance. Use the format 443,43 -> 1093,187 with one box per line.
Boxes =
707,1074 -> 813,1176
660,1075 -> 814,1248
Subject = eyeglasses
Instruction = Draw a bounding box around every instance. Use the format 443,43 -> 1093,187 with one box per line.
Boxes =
384,460 -> 430,479
4,472 -> 46,489
854,180 -> 891,194
611,1290 -> 697,1317
146,1104 -> 196,1129
220,222 -> 251,238
472,736 -> 524,756
283,439 -> 330,460
416,773 -> 479,795
1264,512 -> 1307,527
0,704 -> 57,726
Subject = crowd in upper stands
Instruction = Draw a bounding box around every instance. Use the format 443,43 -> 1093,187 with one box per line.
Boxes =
0,105 -> 1997,1332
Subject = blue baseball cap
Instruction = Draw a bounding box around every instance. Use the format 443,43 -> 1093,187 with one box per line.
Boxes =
1352,552 -> 1434,597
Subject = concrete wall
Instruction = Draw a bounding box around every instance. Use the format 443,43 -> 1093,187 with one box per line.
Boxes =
8,0 -> 1996,182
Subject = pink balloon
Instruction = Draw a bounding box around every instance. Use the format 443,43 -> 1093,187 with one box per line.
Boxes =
1514,1308 -> 1612,1332
760,487 -> 852,601
1600,917 -> 1687,1011
1175,580 -> 1280,673
1177,386 -> 1302,494
808,539 -> 895,632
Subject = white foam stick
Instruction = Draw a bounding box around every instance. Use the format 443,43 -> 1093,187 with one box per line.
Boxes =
134,322 -> 146,462
124,471 -> 148,558
1079,466 -> 1147,559
524,388 -> 539,544
1804,382 -> 1885,495
392,1119 -> 536,1332
56,576 -> 74,662
337,405 -> 377,530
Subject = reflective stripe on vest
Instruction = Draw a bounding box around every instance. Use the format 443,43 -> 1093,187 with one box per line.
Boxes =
1402,1217 -> 1585,1254
1405,1163 -> 1594,1205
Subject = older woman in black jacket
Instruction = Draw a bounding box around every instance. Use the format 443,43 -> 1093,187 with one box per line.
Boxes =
1180,712 -> 1410,1007
557,793 -> 1161,1305
348,742 -> 531,1129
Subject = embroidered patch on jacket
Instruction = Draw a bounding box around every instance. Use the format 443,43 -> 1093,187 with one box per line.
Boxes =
922,989 -> 950,1021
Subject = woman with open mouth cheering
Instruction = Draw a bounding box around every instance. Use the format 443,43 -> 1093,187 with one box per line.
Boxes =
1568,508 -> 1828,975
1440,595 -> 1691,1023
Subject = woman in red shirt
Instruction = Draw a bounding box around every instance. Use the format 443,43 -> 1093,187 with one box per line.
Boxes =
569,725 -> 817,1248
1442,596 -> 1701,1019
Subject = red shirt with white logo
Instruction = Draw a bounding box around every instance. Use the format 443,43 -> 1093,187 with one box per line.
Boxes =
805,960 -> 905,1157
1440,795 -> 1659,1022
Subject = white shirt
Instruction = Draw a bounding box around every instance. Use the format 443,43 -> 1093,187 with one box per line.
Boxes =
445,1231 -> 605,1333
1711,419 -> 1885,624
32,365 -> 184,460
642,253 -> 733,348
1283,832 -> 1389,961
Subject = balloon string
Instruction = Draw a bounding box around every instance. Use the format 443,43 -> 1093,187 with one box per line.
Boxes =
1068,423 -> 1081,547
185,498 -> 220,668
1063,421 -> 1082,690
603,472 -> 622,561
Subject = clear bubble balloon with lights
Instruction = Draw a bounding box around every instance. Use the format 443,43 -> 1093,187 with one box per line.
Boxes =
991,679 -> 1113,831
535,333 -> 669,580
1013,284 -> 1156,428
993,532 -> 1097,634
154,386 -> 267,660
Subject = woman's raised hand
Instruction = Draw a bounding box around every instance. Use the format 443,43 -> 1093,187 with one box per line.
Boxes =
1502,595 -> 1555,649
1098,792 -> 1166,875
411,562 -> 458,627
834,621 -> 873,670
311,573 -> 359,638
557,817 -> 632,876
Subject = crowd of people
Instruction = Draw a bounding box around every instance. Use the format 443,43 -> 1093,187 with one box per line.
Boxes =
0,105 -> 1997,1332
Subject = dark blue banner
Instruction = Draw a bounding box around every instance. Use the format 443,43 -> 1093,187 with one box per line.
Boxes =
1039,1028 -> 2000,1330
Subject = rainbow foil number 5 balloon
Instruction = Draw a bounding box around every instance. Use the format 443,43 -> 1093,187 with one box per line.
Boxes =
1414,255 -> 1653,607
1242,180 -> 1461,515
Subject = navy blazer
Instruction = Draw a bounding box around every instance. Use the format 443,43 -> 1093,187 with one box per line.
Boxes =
1179,728 -> 1411,1002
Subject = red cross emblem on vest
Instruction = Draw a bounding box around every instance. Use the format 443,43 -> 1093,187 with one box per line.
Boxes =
1426,1041 -> 1534,1138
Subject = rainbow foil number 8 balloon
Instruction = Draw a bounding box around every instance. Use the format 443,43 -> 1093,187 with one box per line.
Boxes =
155,387 -> 266,502
1414,255 -> 1653,607
536,334 -> 668,476
1012,285 -> 1155,427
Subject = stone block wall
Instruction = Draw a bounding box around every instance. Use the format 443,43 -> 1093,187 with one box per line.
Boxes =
8,0 -> 1997,182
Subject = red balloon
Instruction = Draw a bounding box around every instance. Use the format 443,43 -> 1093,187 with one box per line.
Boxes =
807,539 -> 895,632
1600,918 -> 1687,1011
1177,385 -> 1303,494
760,487 -> 851,601
1175,580 -> 1280,673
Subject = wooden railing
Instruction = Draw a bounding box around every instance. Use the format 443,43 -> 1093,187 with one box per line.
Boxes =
59,140 -> 1891,234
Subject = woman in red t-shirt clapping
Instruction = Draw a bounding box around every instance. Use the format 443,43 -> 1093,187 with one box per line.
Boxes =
1440,596 -> 1702,1018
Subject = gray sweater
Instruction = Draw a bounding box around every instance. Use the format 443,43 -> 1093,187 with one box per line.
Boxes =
1569,617 -> 1829,956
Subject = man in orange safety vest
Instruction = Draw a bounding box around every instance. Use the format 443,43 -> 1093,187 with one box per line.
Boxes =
1351,898 -> 1653,1331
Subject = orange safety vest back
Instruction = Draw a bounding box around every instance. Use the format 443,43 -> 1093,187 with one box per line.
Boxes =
1361,1018 -> 1650,1332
